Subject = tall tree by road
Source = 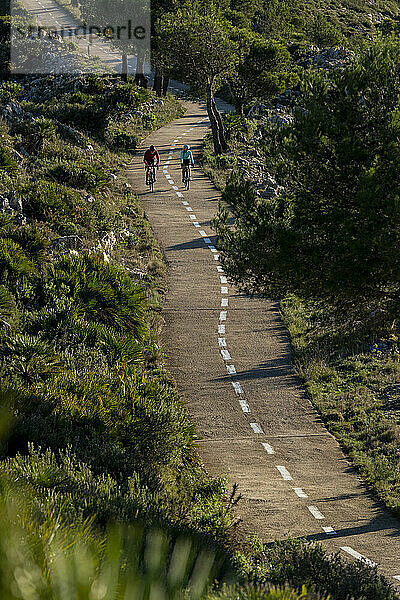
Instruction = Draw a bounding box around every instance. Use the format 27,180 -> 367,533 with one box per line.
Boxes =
156,1 -> 237,154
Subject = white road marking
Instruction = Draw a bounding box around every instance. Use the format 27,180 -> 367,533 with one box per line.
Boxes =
199,230 -> 207,236
262,442 -> 275,455
176,192 -> 184,198
189,215 -> 196,219
239,398 -> 250,413
340,547 -> 377,568
292,488 -> 308,499
217,266 -> 224,272
182,201 -> 189,205
393,576 -> 400,581
322,526 -> 337,535
208,245 -> 217,251
232,382 -> 244,395
221,349 -> 231,360
276,466 -> 293,481
221,287 -> 228,294
219,311 -> 227,321
220,276 -> 228,284
307,506 -> 325,520
214,254 -> 220,261
169,180 -> 175,185
194,223 -> 201,228
204,238 -> 212,244
218,324 -> 225,334
221,298 -> 228,307
226,364 -> 236,374
182,132 -> 187,135
169,151 -> 173,154
173,139 -> 179,142
172,186 -> 179,190
218,337 -> 227,348
185,207 -> 193,212
250,422 -> 264,434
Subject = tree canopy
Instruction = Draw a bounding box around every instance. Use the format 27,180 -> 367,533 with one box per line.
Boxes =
214,37 -> 400,317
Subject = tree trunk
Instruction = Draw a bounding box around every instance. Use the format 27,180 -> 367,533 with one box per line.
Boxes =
211,96 -> 227,152
162,75 -> 170,96
153,70 -> 163,97
206,83 -> 222,155
121,53 -> 128,82
135,53 -> 148,88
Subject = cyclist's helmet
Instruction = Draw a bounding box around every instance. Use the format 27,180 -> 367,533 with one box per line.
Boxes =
150,145 -> 155,151
183,144 -> 189,150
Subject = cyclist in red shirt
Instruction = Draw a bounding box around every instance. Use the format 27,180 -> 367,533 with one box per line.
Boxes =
143,145 -> 160,184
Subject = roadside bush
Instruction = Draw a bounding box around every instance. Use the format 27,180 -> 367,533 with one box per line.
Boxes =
45,252 -> 148,339
22,179 -> 88,230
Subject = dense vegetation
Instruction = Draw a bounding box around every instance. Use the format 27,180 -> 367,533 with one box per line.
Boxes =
0,0 -> 400,595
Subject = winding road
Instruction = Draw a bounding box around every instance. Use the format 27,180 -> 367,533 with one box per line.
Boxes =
128,101 -> 400,588
17,0 -> 400,587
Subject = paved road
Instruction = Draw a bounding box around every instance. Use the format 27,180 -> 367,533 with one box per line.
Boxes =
127,102 -> 400,588
19,0 -> 141,74
17,0 -> 400,587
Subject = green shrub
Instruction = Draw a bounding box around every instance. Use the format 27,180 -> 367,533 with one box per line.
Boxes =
0,238 -> 34,282
46,158 -> 108,190
0,145 -> 19,175
45,252 -> 148,339
21,180 -> 85,229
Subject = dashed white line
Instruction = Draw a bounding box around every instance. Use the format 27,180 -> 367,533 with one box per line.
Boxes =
322,526 -> 337,535
199,230 -> 207,236
182,201 -> 189,206
276,465 -> 293,481
217,266 -> 224,273
208,245 -> 217,251
169,179 -> 175,185
194,223 -> 201,228
214,255 -> 220,261
232,381 -> 244,395
307,506 -> 325,520
219,311 -> 227,321
221,298 -> 228,307
250,422 -> 264,434
393,576 -> 400,581
204,238 -> 212,244
176,192 -> 184,198
172,186 -> 178,190
221,349 -> 231,360
189,215 -> 196,219
218,337 -> 227,348
238,398 -> 250,413
218,324 -> 225,334
220,276 -> 228,284
340,547 -> 377,567
221,287 -> 228,294
292,487 -> 308,499
226,364 -> 236,374
261,442 -> 276,455
185,207 -> 193,212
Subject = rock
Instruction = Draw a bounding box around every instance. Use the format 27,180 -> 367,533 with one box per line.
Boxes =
51,235 -> 84,250
126,267 -> 146,280
108,173 -> 117,181
99,231 -> 116,252
7,191 -> 23,213
13,213 -> 27,226
122,182 -> 132,190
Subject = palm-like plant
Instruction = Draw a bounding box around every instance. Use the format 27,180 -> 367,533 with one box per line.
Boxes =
2,333 -> 62,384
0,286 -> 17,329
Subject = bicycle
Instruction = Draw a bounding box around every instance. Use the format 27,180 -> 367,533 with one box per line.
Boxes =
146,164 -> 157,192
182,164 -> 191,190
